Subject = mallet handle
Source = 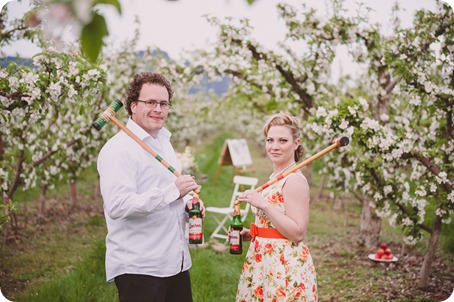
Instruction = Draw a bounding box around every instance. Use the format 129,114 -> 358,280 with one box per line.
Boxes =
234,137 -> 349,205
109,115 -> 200,195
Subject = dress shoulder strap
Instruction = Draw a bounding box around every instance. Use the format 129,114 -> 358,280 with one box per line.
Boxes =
284,172 -> 307,182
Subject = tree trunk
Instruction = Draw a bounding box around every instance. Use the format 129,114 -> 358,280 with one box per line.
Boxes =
301,163 -> 313,186
419,214 -> 442,287
333,197 -> 344,210
318,174 -> 327,200
39,184 -> 48,216
69,179 -> 77,208
358,197 -> 381,248
2,193 -> 18,240
95,180 -> 102,199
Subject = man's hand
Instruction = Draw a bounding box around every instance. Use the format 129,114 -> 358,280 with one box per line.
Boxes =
175,175 -> 199,198
186,197 -> 206,219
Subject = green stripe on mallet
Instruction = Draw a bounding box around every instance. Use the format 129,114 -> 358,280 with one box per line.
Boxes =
92,99 -> 123,131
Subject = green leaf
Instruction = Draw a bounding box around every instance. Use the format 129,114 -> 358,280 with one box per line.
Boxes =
80,13 -> 109,63
93,0 -> 122,14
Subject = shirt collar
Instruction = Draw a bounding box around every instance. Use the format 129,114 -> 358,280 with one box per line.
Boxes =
126,118 -> 171,141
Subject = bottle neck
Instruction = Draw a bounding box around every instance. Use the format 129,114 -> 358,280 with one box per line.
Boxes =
191,196 -> 200,210
232,205 -> 242,222
233,204 -> 241,216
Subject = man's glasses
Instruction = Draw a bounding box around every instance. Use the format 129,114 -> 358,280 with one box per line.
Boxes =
136,100 -> 171,109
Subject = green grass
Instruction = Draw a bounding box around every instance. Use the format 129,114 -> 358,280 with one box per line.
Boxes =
13,240 -> 117,302
190,244 -> 250,302
1,132 -> 453,302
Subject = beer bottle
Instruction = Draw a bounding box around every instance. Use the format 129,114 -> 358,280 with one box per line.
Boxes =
229,203 -> 243,254
189,196 -> 203,244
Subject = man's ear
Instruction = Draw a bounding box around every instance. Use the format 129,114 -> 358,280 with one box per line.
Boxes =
131,102 -> 137,115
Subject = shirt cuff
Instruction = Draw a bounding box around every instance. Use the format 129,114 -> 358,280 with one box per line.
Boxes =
163,182 -> 180,204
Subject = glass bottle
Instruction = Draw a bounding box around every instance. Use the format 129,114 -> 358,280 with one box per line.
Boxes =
189,196 -> 203,244
229,203 -> 243,254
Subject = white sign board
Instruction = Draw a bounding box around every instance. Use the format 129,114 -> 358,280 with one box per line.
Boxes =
225,139 -> 253,167
214,138 -> 255,185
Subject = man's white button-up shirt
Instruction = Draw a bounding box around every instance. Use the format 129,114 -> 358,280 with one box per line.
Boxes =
97,118 -> 191,282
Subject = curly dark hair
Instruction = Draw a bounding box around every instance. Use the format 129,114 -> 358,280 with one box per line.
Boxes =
125,72 -> 174,115
263,112 -> 305,162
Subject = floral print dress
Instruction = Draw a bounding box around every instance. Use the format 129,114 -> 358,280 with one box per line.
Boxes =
236,174 -> 317,302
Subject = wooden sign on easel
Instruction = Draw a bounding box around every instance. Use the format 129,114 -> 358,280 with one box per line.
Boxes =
213,139 -> 255,185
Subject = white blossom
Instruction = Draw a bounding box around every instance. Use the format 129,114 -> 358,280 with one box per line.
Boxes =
358,97 -> 369,111
388,213 -> 398,227
339,120 -> 349,129
379,114 -> 389,121
415,186 -> 427,197
436,171 -> 448,184
47,82 -> 62,99
8,77 -> 19,90
403,236 -> 418,245
315,106 -> 327,118
448,191 -> 454,203
383,185 -> 392,196
360,117 -> 380,132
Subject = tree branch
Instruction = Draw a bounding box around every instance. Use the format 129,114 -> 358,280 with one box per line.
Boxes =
370,166 -> 433,234
401,150 -> 452,192
32,139 -> 77,167
229,38 -> 314,114
7,149 -> 24,198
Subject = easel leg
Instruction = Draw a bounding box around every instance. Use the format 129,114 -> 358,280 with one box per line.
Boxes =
213,164 -> 223,186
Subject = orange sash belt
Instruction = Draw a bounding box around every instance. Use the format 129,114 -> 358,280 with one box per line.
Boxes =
250,223 -> 287,242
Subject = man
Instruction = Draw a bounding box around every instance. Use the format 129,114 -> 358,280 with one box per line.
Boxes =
97,72 -> 203,302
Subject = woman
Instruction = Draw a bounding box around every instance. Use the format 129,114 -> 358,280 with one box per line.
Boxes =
236,112 -> 317,302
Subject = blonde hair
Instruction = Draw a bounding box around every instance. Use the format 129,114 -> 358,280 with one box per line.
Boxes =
263,112 -> 304,162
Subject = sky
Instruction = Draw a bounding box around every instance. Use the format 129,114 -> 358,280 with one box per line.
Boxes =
98,0 -> 449,60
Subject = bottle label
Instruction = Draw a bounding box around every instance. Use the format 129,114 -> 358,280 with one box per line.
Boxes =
230,230 -> 241,250
189,218 -> 203,240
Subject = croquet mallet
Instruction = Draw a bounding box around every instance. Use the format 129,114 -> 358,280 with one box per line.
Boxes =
233,137 -> 349,207
92,99 -> 200,195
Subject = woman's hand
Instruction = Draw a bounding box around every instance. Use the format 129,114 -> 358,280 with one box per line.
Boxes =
241,228 -> 251,242
228,227 -> 251,242
238,189 -> 268,211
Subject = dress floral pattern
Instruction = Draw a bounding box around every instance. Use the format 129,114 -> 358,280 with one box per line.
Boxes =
236,174 -> 317,302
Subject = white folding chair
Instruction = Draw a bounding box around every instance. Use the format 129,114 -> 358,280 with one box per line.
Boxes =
206,175 -> 259,243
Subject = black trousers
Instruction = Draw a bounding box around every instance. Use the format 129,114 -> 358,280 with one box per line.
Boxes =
114,271 -> 193,302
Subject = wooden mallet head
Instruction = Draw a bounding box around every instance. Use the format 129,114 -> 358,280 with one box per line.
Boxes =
92,99 -> 124,131
335,137 -> 350,147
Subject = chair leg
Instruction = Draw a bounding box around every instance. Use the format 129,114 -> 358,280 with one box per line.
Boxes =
210,216 -> 223,239
210,215 -> 228,238
209,214 -> 232,243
